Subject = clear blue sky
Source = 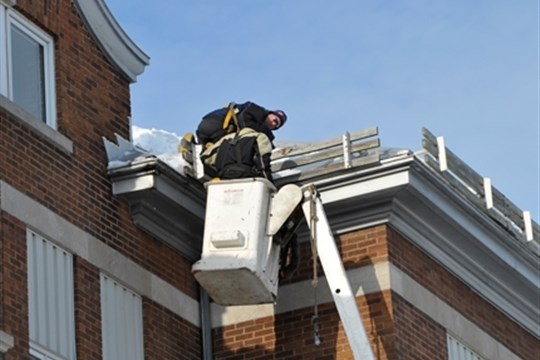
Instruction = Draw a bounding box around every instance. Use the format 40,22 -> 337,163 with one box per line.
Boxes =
106,0 -> 539,222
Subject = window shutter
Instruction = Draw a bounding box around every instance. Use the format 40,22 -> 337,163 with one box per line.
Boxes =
27,231 -> 76,360
100,274 -> 144,360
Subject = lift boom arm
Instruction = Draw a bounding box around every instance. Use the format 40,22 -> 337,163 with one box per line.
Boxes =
301,185 -> 375,360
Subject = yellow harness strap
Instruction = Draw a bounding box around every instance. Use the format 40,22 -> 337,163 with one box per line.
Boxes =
222,103 -> 236,130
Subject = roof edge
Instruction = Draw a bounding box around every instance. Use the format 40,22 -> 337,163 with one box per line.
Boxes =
73,0 -> 150,83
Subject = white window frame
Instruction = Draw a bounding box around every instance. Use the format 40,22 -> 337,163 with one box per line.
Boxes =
27,230 -> 76,360
100,273 -> 145,360
0,5 -> 57,127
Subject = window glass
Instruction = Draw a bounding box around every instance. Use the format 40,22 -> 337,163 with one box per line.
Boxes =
11,24 -> 46,122
1,8 -> 56,128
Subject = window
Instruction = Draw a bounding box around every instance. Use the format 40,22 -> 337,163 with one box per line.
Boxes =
101,274 -> 144,360
0,5 -> 56,126
447,334 -> 486,360
27,231 -> 76,360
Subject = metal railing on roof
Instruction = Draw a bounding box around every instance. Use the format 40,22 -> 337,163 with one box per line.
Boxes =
420,127 -> 539,248
270,127 -> 381,184
269,126 -> 539,251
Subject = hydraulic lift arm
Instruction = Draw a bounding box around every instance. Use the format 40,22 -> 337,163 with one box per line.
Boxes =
301,185 -> 375,360
193,179 -> 375,359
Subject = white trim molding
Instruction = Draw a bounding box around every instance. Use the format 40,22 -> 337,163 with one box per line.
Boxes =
103,153 -> 539,338
308,158 -> 539,337
73,0 -> 149,83
0,180 -> 199,326
0,95 -> 72,154
391,264 -> 520,360
211,262 -> 520,360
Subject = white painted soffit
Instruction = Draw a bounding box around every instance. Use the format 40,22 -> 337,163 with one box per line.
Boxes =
73,0 -> 150,83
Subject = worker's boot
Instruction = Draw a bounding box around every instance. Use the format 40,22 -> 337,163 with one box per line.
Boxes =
178,132 -> 195,164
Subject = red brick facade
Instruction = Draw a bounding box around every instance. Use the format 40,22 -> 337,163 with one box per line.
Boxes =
388,228 -> 538,360
392,293 -> 447,359
211,225 -> 539,359
143,301 -> 201,359
1,213 -> 30,360
0,1 -> 537,360
73,257 -> 102,360
0,1 -> 200,359
0,1 -> 196,298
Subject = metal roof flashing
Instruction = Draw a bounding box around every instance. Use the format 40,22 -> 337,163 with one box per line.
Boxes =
73,0 -> 149,83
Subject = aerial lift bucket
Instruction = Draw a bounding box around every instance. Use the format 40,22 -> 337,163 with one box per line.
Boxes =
192,178 -> 302,305
192,179 -> 375,358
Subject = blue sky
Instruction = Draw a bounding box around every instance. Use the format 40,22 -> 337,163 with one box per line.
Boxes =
106,0 -> 539,222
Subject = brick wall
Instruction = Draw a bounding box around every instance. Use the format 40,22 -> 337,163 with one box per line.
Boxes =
213,224 -> 538,359
393,293 -> 447,359
214,303 -> 349,360
0,1 -> 201,359
213,292 -> 398,360
213,226 -> 394,359
387,226 -> 539,360
74,257 -> 102,360
0,0 -> 198,298
143,300 -> 201,360
1,212 -> 30,360
281,225 -> 389,286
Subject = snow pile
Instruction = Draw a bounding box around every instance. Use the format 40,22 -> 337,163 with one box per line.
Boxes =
128,126 -> 407,179
132,125 -> 188,173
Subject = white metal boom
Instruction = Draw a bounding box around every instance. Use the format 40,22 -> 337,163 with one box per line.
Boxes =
301,185 -> 375,360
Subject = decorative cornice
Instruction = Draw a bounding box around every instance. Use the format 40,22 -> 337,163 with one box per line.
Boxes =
313,156 -> 539,336
105,152 -> 539,337
73,0 -> 149,83
108,157 -> 206,261
387,161 -> 539,337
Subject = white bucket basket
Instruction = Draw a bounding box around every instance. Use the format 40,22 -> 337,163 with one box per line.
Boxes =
192,178 -> 281,305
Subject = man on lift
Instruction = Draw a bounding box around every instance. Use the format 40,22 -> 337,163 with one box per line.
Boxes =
194,101 -> 287,181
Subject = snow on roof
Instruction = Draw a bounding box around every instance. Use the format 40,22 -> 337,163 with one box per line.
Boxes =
130,126 -> 188,174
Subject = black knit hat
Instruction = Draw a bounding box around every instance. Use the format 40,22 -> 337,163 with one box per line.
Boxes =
272,110 -> 287,129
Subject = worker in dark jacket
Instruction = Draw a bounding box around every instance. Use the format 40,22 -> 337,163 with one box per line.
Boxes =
196,101 -> 287,181
196,101 -> 287,147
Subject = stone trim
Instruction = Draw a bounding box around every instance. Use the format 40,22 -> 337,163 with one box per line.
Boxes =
0,95 -> 72,154
0,331 -> 14,353
0,180 -> 199,326
211,261 -> 519,360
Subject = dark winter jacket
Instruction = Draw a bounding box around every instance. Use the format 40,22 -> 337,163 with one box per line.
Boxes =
196,102 -> 275,146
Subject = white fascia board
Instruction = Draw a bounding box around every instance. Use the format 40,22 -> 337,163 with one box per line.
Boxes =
308,157 -> 538,336
391,161 -> 539,336
320,168 -> 409,205
406,161 -> 538,282
310,158 -> 413,234
111,173 -> 156,195
73,0 -> 150,83
111,169 -> 205,219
